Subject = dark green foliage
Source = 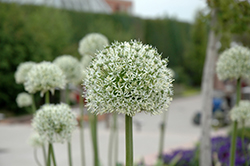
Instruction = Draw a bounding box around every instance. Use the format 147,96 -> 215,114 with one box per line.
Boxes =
0,3 -> 72,114
144,18 -> 191,67
184,11 -> 208,86
0,2 -> 192,114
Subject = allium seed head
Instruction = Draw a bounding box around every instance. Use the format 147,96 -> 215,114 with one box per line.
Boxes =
16,92 -> 32,108
32,103 -> 77,143
28,133 -> 45,148
78,33 -> 109,57
84,40 -> 174,116
53,55 -> 82,85
15,61 -> 36,84
24,61 -> 66,96
230,100 -> 250,121
216,46 -> 250,80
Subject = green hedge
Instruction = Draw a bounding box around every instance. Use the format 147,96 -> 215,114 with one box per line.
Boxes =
0,2 -> 192,114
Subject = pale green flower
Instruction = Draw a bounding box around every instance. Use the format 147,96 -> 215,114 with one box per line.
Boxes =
80,54 -> 93,69
14,61 -> 36,84
28,133 -> 45,148
230,100 -> 250,121
168,68 -> 175,78
78,33 -> 109,57
32,103 -> 77,143
84,40 -> 174,116
216,46 -> 250,80
24,61 -> 66,96
80,55 -> 93,80
16,92 -> 32,108
53,55 -> 82,85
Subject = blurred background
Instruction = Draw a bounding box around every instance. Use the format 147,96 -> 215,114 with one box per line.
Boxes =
1,0 -> 250,166
0,0 -> 208,116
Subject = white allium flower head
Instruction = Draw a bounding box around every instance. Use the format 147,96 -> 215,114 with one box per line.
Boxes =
168,68 -> 175,78
78,33 -> 109,57
216,46 -> 250,80
15,61 -> 36,84
28,133 -> 45,148
16,92 -> 32,108
80,55 -> 93,80
84,40 -> 174,117
53,55 -> 82,85
230,100 -> 250,121
81,54 -> 93,69
32,103 -> 77,143
24,61 -> 66,96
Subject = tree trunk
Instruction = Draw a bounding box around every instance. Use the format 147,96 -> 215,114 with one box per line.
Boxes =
199,8 -> 219,166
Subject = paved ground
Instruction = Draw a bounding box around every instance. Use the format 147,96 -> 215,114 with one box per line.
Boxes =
0,95 -> 227,166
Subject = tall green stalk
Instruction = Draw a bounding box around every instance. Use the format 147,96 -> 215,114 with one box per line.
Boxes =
125,115 -> 133,166
90,114 -> 99,166
158,111 -> 168,161
241,120 -> 248,166
230,78 -> 241,166
45,91 -> 50,104
42,145 -> 47,166
34,148 -> 42,166
65,85 -> 73,166
79,91 -> 86,166
47,143 -> 51,166
50,143 -> 57,166
31,94 -> 37,113
114,115 -> 119,166
68,142 -> 73,166
108,113 -> 118,166
45,91 -> 50,166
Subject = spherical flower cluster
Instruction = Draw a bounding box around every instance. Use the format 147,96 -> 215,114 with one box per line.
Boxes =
32,103 -> 77,143
15,61 -> 36,84
78,33 -> 109,57
81,54 -> 93,69
16,92 -> 32,108
24,61 -> 66,96
84,40 -> 174,117
230,100 -> 250,121
81,55 -> 93,80
53,55 -> 82,85
28,133 -> 45,148
216,46 -> 250,80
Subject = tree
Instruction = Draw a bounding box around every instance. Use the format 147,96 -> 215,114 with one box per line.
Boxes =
200,1 -> 250,166
184,11 -> 208,86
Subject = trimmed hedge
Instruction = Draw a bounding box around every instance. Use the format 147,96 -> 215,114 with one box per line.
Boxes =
0,2 -> 192,114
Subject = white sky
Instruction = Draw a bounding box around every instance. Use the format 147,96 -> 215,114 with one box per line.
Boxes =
132,0 -> 208,22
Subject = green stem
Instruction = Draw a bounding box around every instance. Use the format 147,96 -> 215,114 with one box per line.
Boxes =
89,112 -> 99,166
79,91 -> 86,166
66,84 -> 70,105
230,121 -> 238,166
108,115 -> 114,166
31,94 -> 36,113
241,120 -> 245,151
45,91 -> 50,104
50,143 -> 57,166
125,115 -> 133,166
47,144 -> 51,166
158,111 -> 168,160
68,142 -> 73,166
34,148 -> 42,166
114,114 -> 118,166
93,115 -> 99,166
108,113 -> 118,166
241,120 -> 248,166
230,78 -> 241,166
42,144 -> 47,166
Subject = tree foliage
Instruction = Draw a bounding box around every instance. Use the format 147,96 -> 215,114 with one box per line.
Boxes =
0,2 -> 191,113
184,11 -> 208,86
